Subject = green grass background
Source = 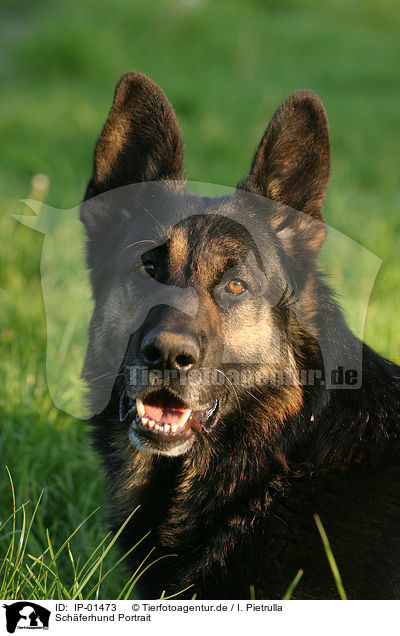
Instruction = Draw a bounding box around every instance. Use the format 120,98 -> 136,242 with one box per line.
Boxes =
1,0 -> 399,597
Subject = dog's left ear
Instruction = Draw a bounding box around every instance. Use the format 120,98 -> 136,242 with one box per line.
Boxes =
238,90 -> 330,254
83,72 -> 183,202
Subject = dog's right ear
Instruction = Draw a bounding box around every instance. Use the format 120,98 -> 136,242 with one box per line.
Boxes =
238,90 -> 330,223
83,72 -> 183,204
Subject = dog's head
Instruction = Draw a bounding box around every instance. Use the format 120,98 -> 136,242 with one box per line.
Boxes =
81,72 -> 330,457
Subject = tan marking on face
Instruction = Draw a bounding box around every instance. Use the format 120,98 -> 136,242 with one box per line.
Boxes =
195,234 -> 236,288
168,226 -> 188,275
222,306 -> 276,365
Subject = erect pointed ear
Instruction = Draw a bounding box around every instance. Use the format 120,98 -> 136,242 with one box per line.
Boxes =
84,72 -> 183,201
238,90 -> 330,224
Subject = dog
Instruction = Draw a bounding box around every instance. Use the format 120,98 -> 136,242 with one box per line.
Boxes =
80,72 -> 400,599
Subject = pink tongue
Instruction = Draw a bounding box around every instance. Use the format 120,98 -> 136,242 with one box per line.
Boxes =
143,404 -> 189,424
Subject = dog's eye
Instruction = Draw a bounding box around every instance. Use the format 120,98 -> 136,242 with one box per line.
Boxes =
139,262 -> 156,278
226,279 -> 247,295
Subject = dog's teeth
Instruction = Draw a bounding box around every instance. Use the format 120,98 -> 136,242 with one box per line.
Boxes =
134,405 -> 192,434
178,409 -> 192,426
136,398 -> 145,417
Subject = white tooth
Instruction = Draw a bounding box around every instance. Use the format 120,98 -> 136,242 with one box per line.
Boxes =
148,420 -> 155,429
178,409 -> 192,426
141,416 -> 149,426
171,424 -> 178,433
136,398 -> 145,417
155,423 -> 161,431
164,424 -> 171,433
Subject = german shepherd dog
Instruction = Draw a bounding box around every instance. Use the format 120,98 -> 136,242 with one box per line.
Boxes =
81,72 -> 400,599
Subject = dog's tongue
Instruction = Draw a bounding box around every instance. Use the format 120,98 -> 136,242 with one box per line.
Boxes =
143,403 -> 191,425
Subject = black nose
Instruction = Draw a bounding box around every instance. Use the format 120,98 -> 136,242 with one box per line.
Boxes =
140,328 -> 200,371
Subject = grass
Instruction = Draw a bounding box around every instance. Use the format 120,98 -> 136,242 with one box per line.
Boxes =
314,514 -> 347,600
1,0 -> 399,598
282,569 -> 304,601
0,470 -> 346,599
0,469 -> 170,600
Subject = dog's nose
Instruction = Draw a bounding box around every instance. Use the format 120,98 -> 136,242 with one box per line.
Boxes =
140,329 -> 200,371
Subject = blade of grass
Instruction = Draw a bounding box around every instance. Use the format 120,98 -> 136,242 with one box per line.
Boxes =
160,584 -> 194,600
282,569 -> 303,600
45,528 -> 62,598
94,547 -> 105,600
42,508 -> 100,575
6,502 -> 27,596
67,542 -> 79,598
0,504 -> 31,533
14,492 -> 44,595
70,507 -> 139,599
27,554 -> 71,599
314,513 -> 347,600
117,546 -> 156,600
86,530 -> 150,599
121,553 -> 178,600
1,467 -> 16,595
26,549 -> 51,600
24,563 -> 47,598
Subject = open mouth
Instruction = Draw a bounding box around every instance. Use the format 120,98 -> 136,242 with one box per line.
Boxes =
119,389 -> 219,437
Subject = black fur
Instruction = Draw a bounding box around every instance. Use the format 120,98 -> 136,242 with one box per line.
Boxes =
81,72 -> 400,599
